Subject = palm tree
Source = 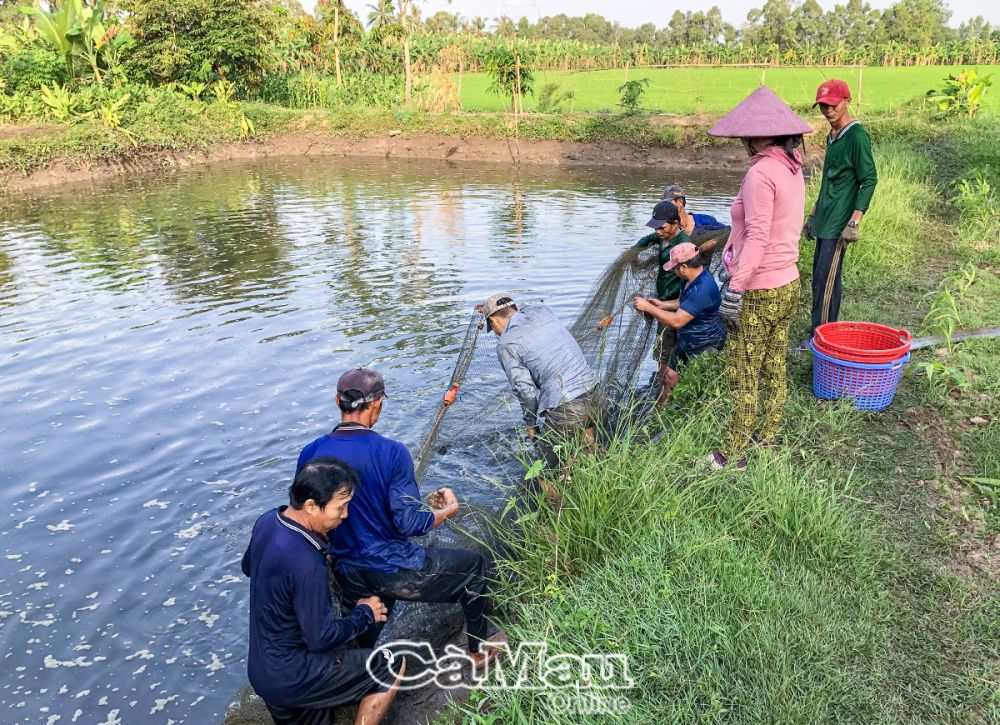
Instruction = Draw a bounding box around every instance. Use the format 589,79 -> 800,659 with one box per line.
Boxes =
468,17 -> 486,38
366,0 -> 397,36
494,15 -> 516,40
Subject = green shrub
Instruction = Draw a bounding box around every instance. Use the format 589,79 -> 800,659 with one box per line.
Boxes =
536,82 -> 575,113
122,0 -> 275,85
0,42 -> 65,93
926,69 -> 992,118
484,45 -> 534,113
618,78 -> 650,115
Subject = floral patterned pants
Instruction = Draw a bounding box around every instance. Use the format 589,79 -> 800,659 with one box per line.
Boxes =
722,280 -> 800,459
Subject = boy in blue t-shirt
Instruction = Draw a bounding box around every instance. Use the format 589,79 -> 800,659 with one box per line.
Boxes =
633,242 -> 727,397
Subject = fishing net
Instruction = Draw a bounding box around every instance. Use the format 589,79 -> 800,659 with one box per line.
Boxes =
413,226 -> 731,485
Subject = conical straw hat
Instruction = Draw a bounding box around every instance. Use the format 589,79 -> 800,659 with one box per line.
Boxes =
708,85 -> 814,138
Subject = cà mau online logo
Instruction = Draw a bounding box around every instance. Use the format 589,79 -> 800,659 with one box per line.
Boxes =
366,640 -> 636,692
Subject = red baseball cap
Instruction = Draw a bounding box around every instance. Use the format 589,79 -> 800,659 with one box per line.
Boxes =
814,79 -> 851,107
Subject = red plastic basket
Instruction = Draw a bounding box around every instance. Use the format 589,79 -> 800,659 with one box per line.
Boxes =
813,322 -> 911,364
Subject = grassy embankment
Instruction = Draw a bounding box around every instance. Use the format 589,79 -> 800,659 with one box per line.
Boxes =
459,65 -> 1000,115
0,101 -> 731,185
456,114 -> 999,723
6,65 -> 997,185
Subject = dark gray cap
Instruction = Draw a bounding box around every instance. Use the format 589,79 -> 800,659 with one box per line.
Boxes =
661,183 -> 685,200
337,367 -> 387,408
646,200 -> 680,229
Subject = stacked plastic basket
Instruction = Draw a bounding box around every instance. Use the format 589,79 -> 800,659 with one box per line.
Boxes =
810,322 -> 911,411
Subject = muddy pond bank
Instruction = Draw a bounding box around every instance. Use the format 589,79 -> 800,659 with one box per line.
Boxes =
2,130 -> 759,195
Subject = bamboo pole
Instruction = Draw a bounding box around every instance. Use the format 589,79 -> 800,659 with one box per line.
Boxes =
857,64 -> 863,111
333,3 -> 342,88
401,0 -> 412,103
513,52 -> 521,165
514,52 -> 522,116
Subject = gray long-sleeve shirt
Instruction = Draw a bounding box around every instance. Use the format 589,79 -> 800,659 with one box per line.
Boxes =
495,305 -> 597,426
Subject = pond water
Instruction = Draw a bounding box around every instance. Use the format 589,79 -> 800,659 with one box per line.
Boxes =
0,157 -> 739,724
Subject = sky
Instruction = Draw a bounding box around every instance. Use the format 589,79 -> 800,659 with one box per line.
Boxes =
304,0 -> 999,28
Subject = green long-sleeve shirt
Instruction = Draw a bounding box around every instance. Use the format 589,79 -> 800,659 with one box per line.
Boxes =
633,229 -> 691,300
813,120 -> 878,240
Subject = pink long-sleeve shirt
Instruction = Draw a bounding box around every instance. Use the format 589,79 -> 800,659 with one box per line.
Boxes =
724,146 -> 806,293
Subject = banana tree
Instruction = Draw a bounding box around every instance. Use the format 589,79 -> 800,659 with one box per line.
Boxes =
22,0 -> 119,83
927,69 -> 993,118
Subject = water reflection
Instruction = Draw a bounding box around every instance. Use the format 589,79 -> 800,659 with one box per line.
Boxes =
0,246 -> 13,304
0,157 -> 739,724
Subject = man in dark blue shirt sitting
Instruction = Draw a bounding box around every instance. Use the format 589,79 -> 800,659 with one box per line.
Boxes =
297,368 -> 502,668
242,456 -> 404,725
633,242 -> 727,397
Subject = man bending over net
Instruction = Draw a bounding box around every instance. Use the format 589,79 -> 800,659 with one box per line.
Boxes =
478,293 -> 598,479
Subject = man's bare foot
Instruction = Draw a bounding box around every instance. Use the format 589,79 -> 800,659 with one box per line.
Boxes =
355,656 -> 406,724
469,631 -> 509,671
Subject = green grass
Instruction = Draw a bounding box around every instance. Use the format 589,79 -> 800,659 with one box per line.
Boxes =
458,65 -> 1000,115
457,115 -> 1000,723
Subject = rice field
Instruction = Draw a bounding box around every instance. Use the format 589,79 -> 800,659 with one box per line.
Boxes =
458,65 -> 1000,115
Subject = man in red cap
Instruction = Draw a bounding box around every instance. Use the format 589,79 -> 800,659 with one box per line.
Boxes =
804,79 -> 878,335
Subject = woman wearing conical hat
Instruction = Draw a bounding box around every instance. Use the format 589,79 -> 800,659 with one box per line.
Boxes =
707,86 -> 813,470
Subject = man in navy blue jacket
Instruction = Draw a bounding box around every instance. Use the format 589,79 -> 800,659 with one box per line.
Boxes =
243,456 -> 404,724
297,368 -> 502,667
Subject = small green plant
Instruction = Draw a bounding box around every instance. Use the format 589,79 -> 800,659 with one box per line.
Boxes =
955,171 -> 998,254
907,359 -> 968,394
39,82 -> 85,122
484,45 -> 534,113
95,92 -> 129,127
961,476 -> 999,506
211,79 -> 237,106
921,262 -> 976,348
0,90 -> 44,122
926,69 -> 992,118
536,82 -> 575,113
92,91 -> 137,146
239,112 -> 256,141
523,459 -> 545,480
176,81 -> 208,102
617,78 -> 650,115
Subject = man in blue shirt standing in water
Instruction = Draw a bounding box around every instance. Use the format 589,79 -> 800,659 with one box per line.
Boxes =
296,367 -> 504,667
242,456 -> 404,725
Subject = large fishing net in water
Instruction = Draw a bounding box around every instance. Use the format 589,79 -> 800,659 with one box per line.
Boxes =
412,226 -> 731,488
360,226 -> 731,681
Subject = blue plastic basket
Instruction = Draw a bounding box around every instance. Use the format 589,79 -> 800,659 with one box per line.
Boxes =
810,341 -> 910,411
